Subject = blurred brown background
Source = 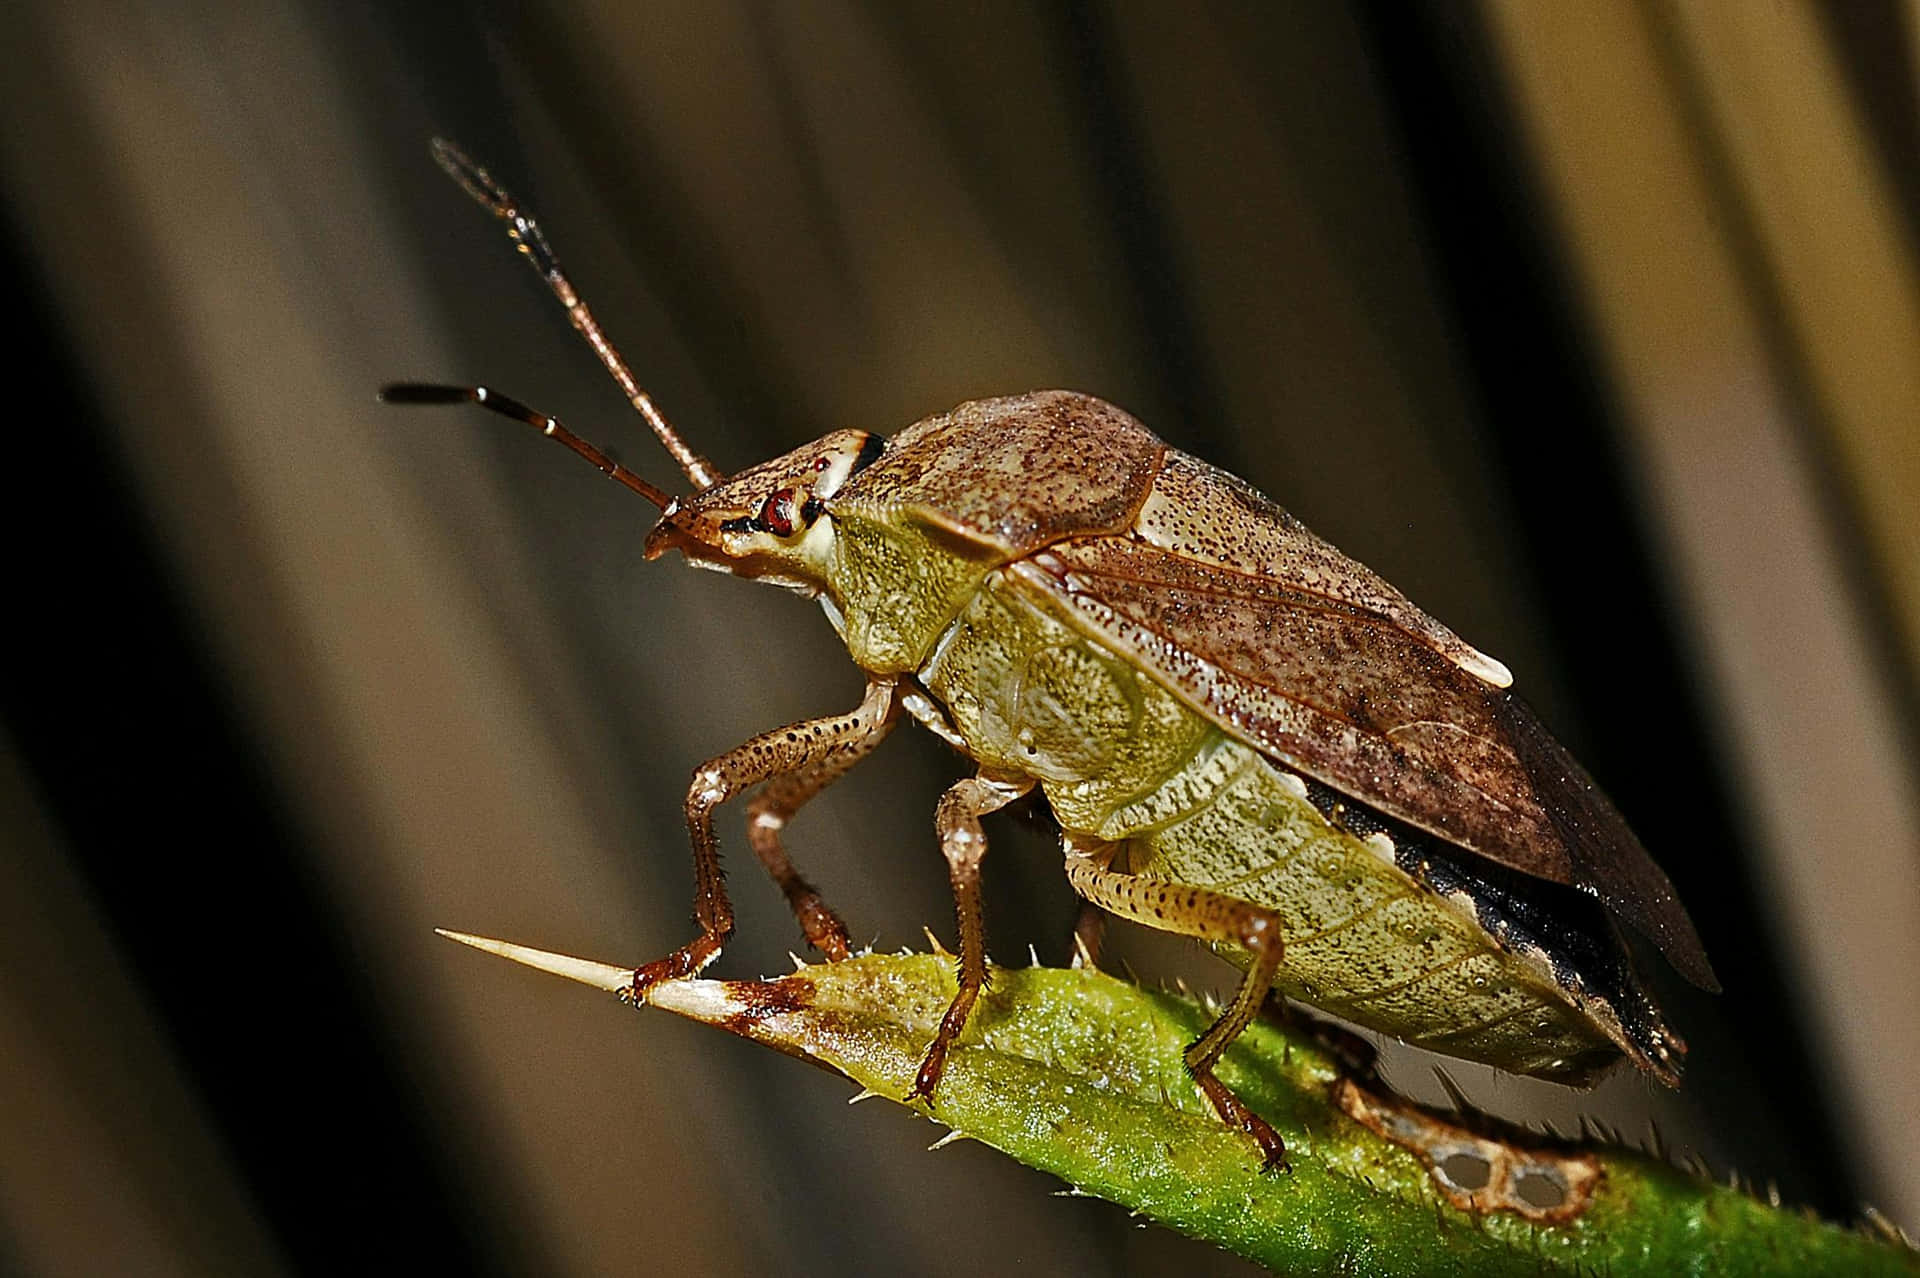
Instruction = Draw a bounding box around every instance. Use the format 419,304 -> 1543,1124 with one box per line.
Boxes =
3,2 -> 1918,1274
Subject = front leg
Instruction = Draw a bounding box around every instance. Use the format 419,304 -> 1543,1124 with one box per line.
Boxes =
904,773 -> 1033,1107
628,678 -> 898,998
745,689 -> 898,960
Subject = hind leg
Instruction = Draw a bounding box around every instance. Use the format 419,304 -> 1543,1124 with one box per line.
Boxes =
1063,847 -> 1290,1171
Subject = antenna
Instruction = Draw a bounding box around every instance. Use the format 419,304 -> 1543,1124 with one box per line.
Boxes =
425,137 -> 719,491
378,383 -> 674,510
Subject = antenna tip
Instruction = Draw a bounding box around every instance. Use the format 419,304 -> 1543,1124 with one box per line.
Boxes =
378,383 -> 473,406
426,137 -> 508,215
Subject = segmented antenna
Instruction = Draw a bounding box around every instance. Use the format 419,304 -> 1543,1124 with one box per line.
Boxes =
379,383 -> 674,510
426,137 -> 719,490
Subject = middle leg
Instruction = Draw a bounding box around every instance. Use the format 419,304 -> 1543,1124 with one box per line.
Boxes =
904,773 -> 1033,1107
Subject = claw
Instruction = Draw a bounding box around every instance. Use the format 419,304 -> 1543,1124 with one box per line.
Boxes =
1192,1069 -> 1289,1172
904,1042 -> 948,1109
628,935 -> 725,999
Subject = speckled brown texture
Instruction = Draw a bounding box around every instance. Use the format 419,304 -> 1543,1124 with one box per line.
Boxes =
1136,452 -> 1508,682
830,391 -> 1164,560
1031,535 -> 1555,868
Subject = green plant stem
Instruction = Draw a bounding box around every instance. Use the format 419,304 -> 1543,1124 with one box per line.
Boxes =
448,935 -> 1918,1275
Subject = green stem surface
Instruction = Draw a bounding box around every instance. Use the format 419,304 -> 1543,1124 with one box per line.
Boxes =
630,952 -> 1913,1275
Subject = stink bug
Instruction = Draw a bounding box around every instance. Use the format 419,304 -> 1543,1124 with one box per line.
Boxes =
389,141 -> 1718,1170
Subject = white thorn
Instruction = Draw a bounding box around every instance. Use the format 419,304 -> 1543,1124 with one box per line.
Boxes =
789,951 -> 807,972
927,1129 -> 968,1151
1027,943 -> 1042,969
435,929 -> 631,992
847,1088 -> 880,1106
1067,924 -> 1098,967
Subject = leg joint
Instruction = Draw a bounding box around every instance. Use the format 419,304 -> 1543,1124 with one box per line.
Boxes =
688,766 -> 728,812
1238,911 -> 1282,955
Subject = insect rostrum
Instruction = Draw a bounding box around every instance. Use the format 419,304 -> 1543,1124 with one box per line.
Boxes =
390,142 -> 1716,1172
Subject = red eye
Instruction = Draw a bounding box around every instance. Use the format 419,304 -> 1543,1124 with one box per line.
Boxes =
758,489 -> 797,536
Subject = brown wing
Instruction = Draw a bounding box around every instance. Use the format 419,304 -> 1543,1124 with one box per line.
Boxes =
1010,452 -> 1717,991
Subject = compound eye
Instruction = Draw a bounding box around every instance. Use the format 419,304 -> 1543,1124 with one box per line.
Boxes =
756,488 -> 798,537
